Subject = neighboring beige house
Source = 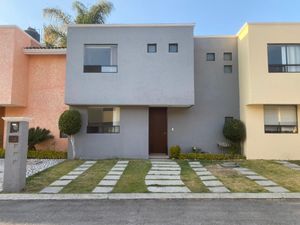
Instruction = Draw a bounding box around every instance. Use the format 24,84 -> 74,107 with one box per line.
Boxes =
0,23 -> 300,159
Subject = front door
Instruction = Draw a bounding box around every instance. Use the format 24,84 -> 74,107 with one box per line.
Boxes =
149,107 -> 167,154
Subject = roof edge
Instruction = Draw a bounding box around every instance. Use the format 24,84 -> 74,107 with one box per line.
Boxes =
68,23 -> 195,28
194,35 -> 237,39
23,48 -> 66,55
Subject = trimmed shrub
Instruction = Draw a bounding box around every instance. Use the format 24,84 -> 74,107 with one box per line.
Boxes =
0,148 -> 67,159
28,127 -> 54,150
58,110 -> 81,136
223,119 -> 246,143
179,152 -> 245,161
169,145 -> 181,159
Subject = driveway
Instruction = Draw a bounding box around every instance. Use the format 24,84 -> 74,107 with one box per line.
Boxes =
0,199 -> 299,225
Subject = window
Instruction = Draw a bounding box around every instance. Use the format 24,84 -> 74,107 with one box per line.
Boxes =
87,107 -> 120,133
225,116 -> 234,123
206,53 -> 215,61
224,65 -> 232,73
169,43 -> 178,53
147,44 -> 157,53
224,52 -> 232,61
264,105 -> 298,133
84,45 -> 118,73
268,44 -> 300,72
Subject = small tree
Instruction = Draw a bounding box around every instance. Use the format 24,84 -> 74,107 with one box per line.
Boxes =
28,127 -> 54,150
58,110 -> 81,159
223,118 -> 246,154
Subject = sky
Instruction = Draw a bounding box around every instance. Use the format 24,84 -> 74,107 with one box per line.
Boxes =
1,0 -> 300,36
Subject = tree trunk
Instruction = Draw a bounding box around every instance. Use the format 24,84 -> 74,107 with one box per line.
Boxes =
69,135 -> 76,159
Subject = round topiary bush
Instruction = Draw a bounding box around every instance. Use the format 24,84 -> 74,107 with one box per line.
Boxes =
223,119 -> 246,143
58,110 -> 81,135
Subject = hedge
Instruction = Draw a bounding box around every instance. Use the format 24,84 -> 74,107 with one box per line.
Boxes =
0,148 -> 67,159
179,152 -> 245,160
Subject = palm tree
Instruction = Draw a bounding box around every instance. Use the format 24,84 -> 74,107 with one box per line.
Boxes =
43,0 -> 113,47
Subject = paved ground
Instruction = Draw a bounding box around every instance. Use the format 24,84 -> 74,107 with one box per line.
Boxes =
0,199 -> 299,225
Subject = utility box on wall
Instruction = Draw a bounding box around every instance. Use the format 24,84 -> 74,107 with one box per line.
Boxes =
2,117 -> 30,192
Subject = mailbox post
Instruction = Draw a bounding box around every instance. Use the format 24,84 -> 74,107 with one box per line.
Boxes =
2,117 -> 30,192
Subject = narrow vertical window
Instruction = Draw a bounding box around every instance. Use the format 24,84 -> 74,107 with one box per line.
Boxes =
206,53 -> 215,61
147,44 -> 157,53
224,65 -> 232,73
224,52 -> 232,61
169,43 -> 178,53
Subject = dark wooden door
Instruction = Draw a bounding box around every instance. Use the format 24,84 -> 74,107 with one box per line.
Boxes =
149,107 -> 167,154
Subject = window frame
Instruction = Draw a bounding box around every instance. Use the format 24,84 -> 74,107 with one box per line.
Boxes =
267,43 -> 300,73
169,43 -> 178,53
147,43 -> 157,53
206,53 -> 215,61
224,52 -> 232,61
264,105 -> 298,134
83,44 -> 118,73
87,107 -> 120,134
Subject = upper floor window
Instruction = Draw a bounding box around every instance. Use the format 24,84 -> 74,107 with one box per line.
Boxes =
264,105 -> 298,134
147,44 -> 157,53
224,52 -> 232,61
169,43 -> 178,53
206,53 -> 215,61
84,44 -> 118,73
268,44 -> 300,73
224,65 -> 232,73
87,107 -> 120,134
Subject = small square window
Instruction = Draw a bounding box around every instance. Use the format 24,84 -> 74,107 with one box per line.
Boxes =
224,52 -> 232,61
147,44 -> 157,53
206,53 -> 215,61
224,65 -> 233,73
169,43 -> 178,53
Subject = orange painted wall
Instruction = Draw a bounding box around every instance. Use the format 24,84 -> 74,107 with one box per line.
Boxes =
5,55 -> 68,151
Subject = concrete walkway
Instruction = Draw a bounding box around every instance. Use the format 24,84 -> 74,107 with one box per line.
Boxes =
92,160 -> 128,193
234,167 -> 289,193
276,160 -> 300,171
146,160 -> 190,193
40,161 -> 96,193
189,162 -> 230,193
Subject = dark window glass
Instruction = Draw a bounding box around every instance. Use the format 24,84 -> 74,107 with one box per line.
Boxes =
224,52 -> 232,61
169,43 -> 178,53
224,65 -> 232,73
147,44 -> 157,53
206,53 -> 215,61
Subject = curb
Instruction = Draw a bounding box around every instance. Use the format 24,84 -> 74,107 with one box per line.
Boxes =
0,193 -> 299,200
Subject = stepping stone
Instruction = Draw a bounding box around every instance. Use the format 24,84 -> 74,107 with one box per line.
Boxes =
264,186 -> 289,193
199,176 -> 217,181
112,166 -> 127,169
99,179 -> 118,186
111,168 -> 126,171
190,165 -> 203,168
118,160 -> 129,163
238,171 -> 257,175
151,164 -> 180,168
208,186 -> 230,193
60,175 -> 78,180
93,186 -> 114,193
147,186 -> 190,193
50,179 -> 72,186
148,171 -> 180,175
68,171 -> 85,175
151,162 -> 177,165
151,167 -> 180,171
196,171 -> 212,176
193,168 -> 207,172
202,180 -> 223,187
103,175 -> 121,180
145,175 -> 181,180
73,168 -> 87,172
246,175 -> 267,180
107,171 -> 123,175
255,180 -> 277,186
145,180 -> 184,186
234,168 -> 251,171
40,186 -> 64,194
85,161 -> 96,163
189,162 -> 201,165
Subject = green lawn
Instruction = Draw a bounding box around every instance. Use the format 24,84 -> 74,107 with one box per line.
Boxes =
24,160 -> 83,193
290,160 -> 300,166
61,160 -> 116,193
113,160 -> 151,193
240,160 -> 300,192
177,160 -> 209,192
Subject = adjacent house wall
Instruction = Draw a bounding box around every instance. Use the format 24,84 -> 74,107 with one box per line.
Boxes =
238,23 -> 300,159
70,106 -> 149,159
65,25 -> 195,106
5,55 -> 68,151
168,37 -> 240,153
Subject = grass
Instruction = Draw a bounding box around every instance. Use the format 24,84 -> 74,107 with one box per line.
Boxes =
113,160 -> 151,193
23,160 -> 83,193
290,160 -> 300,166
61,160 -> 116,193
240,160 -> 300,192
177,160 -> 209,192
206,164 -> 267,193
